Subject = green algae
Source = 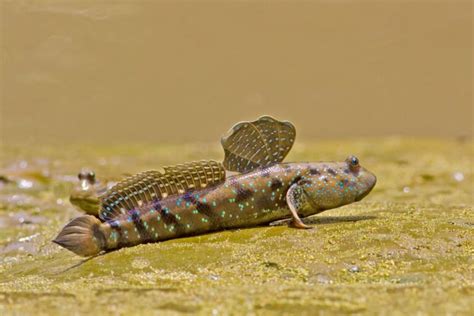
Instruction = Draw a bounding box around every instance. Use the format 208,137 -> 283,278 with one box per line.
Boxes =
0,138 -> 472,315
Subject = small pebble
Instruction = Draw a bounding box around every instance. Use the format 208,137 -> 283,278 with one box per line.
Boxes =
209,274 -> 219,281
453,172 -> 464,182
18,233 -> 40,242
18,179 -> 33,189
402,186 -> 410,193
349,266 -> 360,273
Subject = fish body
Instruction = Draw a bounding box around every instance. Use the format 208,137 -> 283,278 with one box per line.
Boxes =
55,159 -> 376,256
56,116 -> 377,257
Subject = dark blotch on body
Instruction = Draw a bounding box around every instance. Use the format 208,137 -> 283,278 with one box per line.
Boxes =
270,179 -> 283,191
196,201 -> 214,218
235,187 -> 253,203
160,207 -> 186,234
291,176 -> 303,186
309,168 -> 320,175
327,168 -> 337,176
160,208 -> 178,225
183,192 -> 195,203
299,179 -> 312,186
153,200 -> 163,211
130,209 -> 151,240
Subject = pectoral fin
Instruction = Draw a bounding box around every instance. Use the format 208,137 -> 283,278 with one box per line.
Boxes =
286,183 -> 313,229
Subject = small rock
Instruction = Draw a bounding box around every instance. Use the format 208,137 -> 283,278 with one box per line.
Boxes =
453,172 -> 464,182
18,179 -> 34,189
209,274 -> 219,281
18,233 -> 40,242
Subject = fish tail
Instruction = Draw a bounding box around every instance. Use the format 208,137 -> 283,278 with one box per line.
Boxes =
53,215 -> 106,257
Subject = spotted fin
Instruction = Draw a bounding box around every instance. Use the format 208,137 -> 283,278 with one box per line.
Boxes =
99,160 -> 225,221
221,116 -> 296,173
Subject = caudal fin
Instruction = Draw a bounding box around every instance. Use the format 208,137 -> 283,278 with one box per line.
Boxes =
53,215 -> 105,257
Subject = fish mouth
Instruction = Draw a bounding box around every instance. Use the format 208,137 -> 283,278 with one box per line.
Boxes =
355,174 -> 377,201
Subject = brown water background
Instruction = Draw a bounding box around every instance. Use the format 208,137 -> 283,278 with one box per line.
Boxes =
1,1 -> 472,145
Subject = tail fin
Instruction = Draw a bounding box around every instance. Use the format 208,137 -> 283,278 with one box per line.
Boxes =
53,215 -> 105,257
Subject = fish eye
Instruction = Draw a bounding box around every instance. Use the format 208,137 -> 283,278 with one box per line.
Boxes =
346,155 -> 359,170
351,156 -> 359,166
86,171 -> 96,184
78,170 -> 95,183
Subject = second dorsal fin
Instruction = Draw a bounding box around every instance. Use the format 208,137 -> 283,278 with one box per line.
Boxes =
221,116 -> 296,173
99,160 -> 225,221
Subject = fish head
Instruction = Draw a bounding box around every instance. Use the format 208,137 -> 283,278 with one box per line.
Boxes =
69,169 -> 102,216
301,155 -> 376,212
343,155 -> 377,201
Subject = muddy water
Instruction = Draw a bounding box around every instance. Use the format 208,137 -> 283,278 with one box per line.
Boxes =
1,1 -> 472,145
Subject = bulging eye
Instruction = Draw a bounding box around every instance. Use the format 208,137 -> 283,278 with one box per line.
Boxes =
346,155 -> 360,170
78,170 -> 95,183
351,156 -> 359,166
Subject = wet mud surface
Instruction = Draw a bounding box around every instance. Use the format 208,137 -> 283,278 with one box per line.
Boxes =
0,139 -> 472,315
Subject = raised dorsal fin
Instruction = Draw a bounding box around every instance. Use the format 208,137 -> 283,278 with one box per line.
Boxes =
221,116 -> 296,173
99,160 -> 225,221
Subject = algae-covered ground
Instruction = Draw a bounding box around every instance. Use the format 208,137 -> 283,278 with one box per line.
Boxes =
0,138 -> 472,315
